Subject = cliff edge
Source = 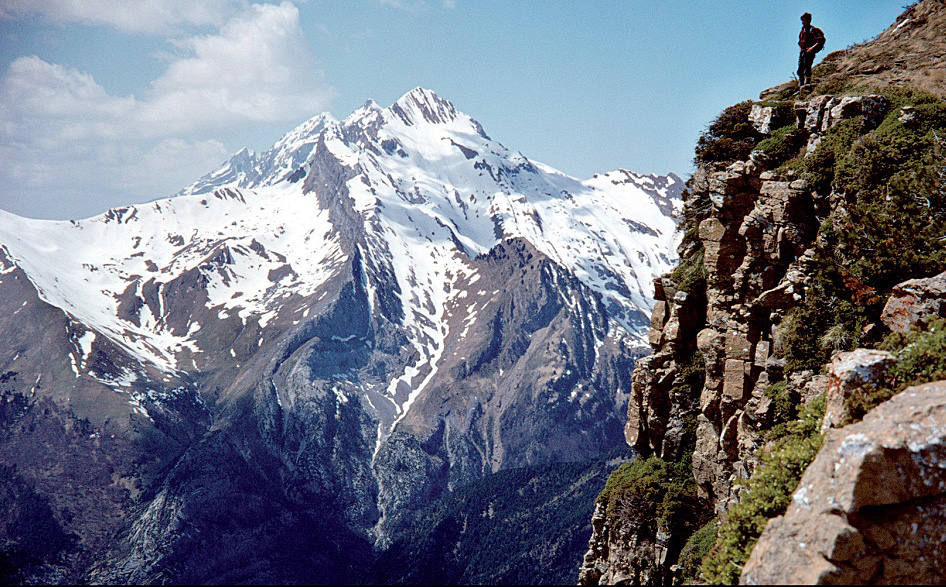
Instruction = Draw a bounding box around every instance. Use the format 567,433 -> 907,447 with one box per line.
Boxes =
580,1 -> 946,583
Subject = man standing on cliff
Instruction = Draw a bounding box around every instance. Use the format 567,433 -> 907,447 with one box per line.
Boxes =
798,12 -> 825,88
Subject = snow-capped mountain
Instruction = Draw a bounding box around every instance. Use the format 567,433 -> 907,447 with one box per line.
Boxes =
190,86 -> 680,341
0,87 -> 680,435
0,88 -> 682,582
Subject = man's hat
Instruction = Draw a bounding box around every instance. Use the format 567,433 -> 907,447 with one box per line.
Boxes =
801,12 -> 812,21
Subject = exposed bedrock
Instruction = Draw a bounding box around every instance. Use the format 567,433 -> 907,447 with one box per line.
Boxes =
742,381 -> 946,585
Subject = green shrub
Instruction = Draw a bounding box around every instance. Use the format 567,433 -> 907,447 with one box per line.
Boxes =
677,520 -> 717,583
779,263 -> 871,371
830,126 -> 946,292
598,455 -> 704,536
669,244 -> 706,295
695,101 -> 763,166
778,88 -> 946,372
791,116 -> 864,194
844,317 -> 946,424
888,317 -> 946,383
761,381 -> 799,434
753,124 -> 807,167
700,395 -> 826,584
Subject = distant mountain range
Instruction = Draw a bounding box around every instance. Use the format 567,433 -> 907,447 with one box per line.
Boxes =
0,87 -> 682,583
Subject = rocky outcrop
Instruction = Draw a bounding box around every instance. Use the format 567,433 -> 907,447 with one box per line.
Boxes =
797,95 -> 888,154
626,278 -> 704,462
584,89 -> 899,584
578,502 -> 667,586
881,270 -> 946,333
821,349 -> 895,433
749,103 -> 793,135
741,380 -> 946,584
628,91 -> 895,515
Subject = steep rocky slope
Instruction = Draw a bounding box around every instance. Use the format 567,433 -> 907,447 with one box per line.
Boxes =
580,1 -> 946,583
762,0 -> 946,101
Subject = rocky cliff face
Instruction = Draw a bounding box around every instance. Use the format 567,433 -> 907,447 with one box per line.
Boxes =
580,109 -> 831,586
581,2 -> 946,581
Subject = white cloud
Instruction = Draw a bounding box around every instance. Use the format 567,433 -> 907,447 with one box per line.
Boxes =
142,2 -> 332,131
1,56 -> 137,144
0,2 -> 333,219
0,0 -> 245,34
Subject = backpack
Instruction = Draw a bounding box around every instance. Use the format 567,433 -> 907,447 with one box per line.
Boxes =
800,25 -> 826,53
812,26 -> 826,52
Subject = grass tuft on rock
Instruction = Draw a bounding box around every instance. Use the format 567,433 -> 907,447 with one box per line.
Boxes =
668,244 -> 706,295
843,317 -> 946,424
753,124 -> 807,168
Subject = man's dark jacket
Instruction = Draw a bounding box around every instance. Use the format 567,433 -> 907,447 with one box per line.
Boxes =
799,25 -> 825,53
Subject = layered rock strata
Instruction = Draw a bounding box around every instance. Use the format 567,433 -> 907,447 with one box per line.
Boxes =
581,93 -> 897,585
629,94 -> 893,512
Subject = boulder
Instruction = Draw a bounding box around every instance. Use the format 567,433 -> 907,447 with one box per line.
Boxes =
741,381 -> 946,585
822,349 -> 896,433
880,270 -> 946,332
800,95 -> 889,156
823,95 -> 889,131
749,103 -> 794,134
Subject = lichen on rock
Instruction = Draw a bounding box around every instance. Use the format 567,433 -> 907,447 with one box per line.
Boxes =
741,381 -> 946,585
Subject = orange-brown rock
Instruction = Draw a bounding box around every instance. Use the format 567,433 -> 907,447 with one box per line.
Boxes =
821,349 -> 896,433
881,270 -> 946,333
741,381 -> 946,585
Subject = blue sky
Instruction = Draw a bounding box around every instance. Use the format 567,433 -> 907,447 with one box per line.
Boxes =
0,1 -> 906,220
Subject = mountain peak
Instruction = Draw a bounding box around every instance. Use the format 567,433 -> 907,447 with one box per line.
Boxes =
390,87 -> 459,126
343,99 -> 383,126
